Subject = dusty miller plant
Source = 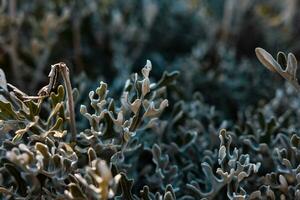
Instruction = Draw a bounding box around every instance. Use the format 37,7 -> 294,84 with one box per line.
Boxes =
0,60 -> 171,199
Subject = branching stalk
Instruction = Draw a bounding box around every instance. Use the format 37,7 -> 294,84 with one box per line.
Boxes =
57,63 -> 77,142
38,62 -> 77,142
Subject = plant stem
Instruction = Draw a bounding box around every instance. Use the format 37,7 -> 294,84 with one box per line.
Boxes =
59,63 -> 77,142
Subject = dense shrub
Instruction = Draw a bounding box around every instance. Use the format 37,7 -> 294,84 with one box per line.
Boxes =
1,0 -> 300,199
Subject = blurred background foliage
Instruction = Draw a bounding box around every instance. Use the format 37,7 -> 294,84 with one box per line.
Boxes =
1,0 -> 300,199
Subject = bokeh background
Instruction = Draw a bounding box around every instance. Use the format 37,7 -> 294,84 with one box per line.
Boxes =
2,0 -> 300,199
1,0 -> 300,121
